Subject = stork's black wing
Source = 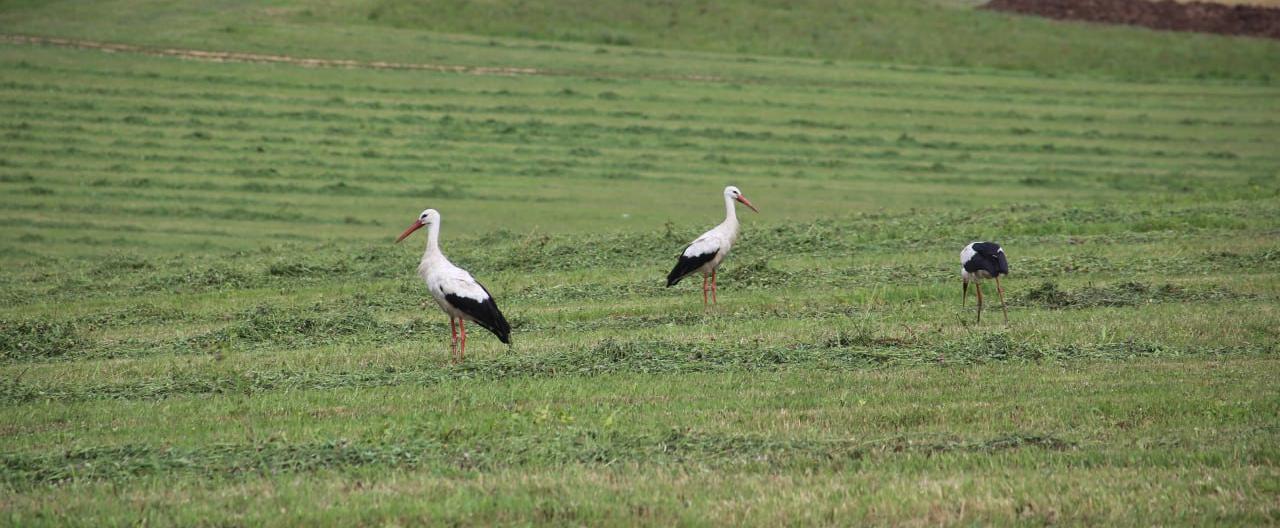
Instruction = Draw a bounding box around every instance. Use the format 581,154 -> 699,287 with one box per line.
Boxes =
964,242 -> 1009,277
666,248 -> 716,287
446,285 -> 511,344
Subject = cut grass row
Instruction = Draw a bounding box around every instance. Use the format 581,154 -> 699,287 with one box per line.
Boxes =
3,45 -> 1274,240
5,65 -> 1276,118
5,47 -> 1276,139
4,201 -> 1276,299
5,357 -> 1276,456
5,0 -> 1280,81
4,328 -> 1273,405
4,133 -> 1266,192
6,464 -> 1276,526
4,112 -> 1270,167
4,99 -> 1268,165
2,358 -> 1275,526
4,64 -> 1274,134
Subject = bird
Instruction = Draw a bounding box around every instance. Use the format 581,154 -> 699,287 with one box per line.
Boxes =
666,185 -> 759,306
396,208 -> 510,362
961,241 -> 1010,324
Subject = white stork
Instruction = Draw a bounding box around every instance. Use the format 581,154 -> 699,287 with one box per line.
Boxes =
666,185 -> 759,306
396,208 -> 511,362
961,241 -> 1010,324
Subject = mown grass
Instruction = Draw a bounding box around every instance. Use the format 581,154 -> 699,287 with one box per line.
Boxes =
1,2 -> 1279,525
2,0 -> 1280,81
3,360 -> 1277,525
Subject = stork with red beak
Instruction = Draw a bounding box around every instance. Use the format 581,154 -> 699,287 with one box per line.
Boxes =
666,185 -> 759,306
396,208 -> 510,362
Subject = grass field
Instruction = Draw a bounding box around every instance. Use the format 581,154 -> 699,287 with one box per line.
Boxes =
2,0 -> 1279,525
3,0 -> 1280,81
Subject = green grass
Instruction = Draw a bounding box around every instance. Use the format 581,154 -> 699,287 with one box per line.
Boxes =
2,0 -> 1280,81
1,1 -> 1279,525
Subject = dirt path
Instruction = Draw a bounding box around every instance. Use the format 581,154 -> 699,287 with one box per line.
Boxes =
0,34 -> 728,82
982,0 -> 1280,39
1,34 -> 551,75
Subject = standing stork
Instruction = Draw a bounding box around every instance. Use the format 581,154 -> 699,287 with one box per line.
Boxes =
396,208 -> 510,362
666,185 -> 758,306
961,241 -> 1010,324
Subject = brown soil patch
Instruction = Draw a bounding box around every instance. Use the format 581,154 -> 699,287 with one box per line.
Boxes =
0,34 -> 546,75
982,0 -> 1280,39
0,34 -> 728,83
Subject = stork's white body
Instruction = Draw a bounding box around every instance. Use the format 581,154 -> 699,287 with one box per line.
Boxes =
666,186 -> 758,305
681,203 -> 740,277
418,249 -> 489,322
397,208 -> 510,362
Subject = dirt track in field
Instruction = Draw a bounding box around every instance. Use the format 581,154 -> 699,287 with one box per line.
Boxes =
0,34 -> 548,75
0,34 -> 730,82
983,0 -> 1280,39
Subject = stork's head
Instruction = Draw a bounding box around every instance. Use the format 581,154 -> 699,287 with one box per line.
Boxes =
724,185 -> 758,213
395,208 -> 440,243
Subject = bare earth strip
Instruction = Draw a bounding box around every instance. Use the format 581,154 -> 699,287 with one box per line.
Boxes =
0,34 -> 545,75
983,0 -> 1280,39
0,34 -> 728,82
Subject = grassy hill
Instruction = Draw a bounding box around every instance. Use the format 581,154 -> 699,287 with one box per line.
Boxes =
2,0 -> 1280,81
1,1 -> 1278,525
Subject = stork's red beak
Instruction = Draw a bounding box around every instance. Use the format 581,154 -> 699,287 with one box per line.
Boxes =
395,221 -> 424,243
736,195 -> 759,213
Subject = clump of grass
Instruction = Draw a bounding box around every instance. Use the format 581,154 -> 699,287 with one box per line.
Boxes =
89,254 -> 154,278
0,320 -> 88,361
318,181 -> 368,194
1021,280 -> 1241,309
935,333 -> 1046,364
237,182 -> 304,193
266,259 -> 349,278
4,333 -> 1261,404
414,180 -> 469,199
820,322 -> 907,349
178,303 -> 427,351
934,332 -> 1177,365
145,264 -> 257,292
75,303 -> 181,326
1023,282 -> 1071,307
596,31 -> 633,46
231,167 -> 279,178
0,429 -> 1076,489
0,173 -> 35,183
0,440 -> 429,488
722,257 -> 794,288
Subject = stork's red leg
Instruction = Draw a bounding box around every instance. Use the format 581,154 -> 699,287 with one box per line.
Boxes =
459,319 -> 467,362
996,276 -> 1009,324
711,268 -> 718,304
702,276 -> 709,307
450,318 -> 458,362
962,280 -> 969,306
975,282 -> 984,324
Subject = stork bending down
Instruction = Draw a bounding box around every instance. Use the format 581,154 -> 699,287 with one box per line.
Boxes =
961,241 -> 1010,324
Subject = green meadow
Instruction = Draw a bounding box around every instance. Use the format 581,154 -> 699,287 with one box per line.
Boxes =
1,0 -> 1278,525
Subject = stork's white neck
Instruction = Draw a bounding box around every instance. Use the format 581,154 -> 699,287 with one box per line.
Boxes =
723,193 -> 739,225
421,220 -> 444,264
